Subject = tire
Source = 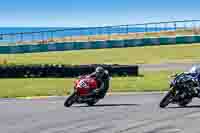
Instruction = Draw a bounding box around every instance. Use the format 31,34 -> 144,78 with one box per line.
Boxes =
87,99 -> 99,106
64,93 -> 77,107
160,90 -> 174,108
178,98 -> 192,107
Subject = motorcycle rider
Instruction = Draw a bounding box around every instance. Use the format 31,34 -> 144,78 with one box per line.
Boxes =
80,66 -> 110,99
186,65 -> 200,97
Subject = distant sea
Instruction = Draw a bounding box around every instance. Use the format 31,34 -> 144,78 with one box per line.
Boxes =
0,27 -> 67,34
0,27 -> 176,43
0,27 -> 176,34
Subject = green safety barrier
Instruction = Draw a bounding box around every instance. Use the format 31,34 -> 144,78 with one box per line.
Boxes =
0,35 -> 200,54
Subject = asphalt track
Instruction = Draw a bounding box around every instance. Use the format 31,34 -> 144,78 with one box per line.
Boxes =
1,93 -> 200,133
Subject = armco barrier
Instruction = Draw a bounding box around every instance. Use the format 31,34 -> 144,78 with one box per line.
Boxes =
1,35 -> 200,54
0,64 -> 138,78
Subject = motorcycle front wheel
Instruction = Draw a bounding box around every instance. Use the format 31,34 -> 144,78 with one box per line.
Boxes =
64,93 -> 77,107
160,90 -> 174,108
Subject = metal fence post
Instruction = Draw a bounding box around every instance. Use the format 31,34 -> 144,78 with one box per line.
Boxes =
41,32 -> 44,44
87,28 -> 90,41
145,24 -> 148,33
98,27 -> 101,35
50,31 -> 53,42
0,34 -> 2,40
107,26 -> 111,40
10,34 -> 15,45
20,33 -> 23,42
155,24 -> 158,32
126,25 -> 129,34
174,22 -> 177,30
32,33 -> 34,42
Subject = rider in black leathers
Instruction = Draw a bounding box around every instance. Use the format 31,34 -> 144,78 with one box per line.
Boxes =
87,66 -> 110,99
185,65 -> 200,97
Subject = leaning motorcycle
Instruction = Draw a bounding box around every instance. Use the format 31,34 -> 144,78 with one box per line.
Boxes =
64,77 -> 100,107
160,72 -> 199,108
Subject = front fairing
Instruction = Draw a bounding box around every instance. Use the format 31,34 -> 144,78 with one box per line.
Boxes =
170,80 -> 175,88
169,76 -> 178,88
169,73 -> 189,88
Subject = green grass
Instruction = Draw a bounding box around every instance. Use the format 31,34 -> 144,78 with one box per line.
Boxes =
0,71 -> 180,98
0,43 -> 197,97
1,43 -> 200,65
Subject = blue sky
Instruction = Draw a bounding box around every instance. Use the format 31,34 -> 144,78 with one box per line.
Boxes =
0,0 -> 199,27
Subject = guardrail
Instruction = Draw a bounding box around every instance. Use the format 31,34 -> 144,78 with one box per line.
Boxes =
1,20 -> 200,46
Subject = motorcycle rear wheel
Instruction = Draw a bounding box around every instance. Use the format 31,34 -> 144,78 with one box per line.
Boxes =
178,98 -> 192,107
87,99 -> 99,106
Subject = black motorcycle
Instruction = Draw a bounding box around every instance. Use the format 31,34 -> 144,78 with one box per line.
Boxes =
160,72 -> 199,108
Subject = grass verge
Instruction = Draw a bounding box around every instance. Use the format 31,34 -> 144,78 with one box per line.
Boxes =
0,70 -> 181,98
1,43 -> 200,65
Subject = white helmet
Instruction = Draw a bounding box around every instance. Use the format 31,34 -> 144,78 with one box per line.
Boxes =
189,65 -> 200,73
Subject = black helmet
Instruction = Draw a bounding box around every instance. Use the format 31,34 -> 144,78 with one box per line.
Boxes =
95,66 -> 104,78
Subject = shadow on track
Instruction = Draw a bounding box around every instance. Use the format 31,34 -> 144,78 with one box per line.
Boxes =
73,103 -> 140,108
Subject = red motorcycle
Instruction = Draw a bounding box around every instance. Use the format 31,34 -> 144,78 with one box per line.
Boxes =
64,76 -> 101,107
